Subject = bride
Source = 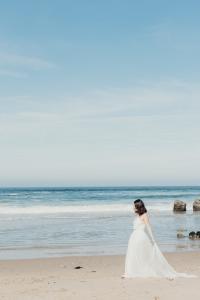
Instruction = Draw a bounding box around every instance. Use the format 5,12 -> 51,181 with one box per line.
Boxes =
122,199 -> 197,279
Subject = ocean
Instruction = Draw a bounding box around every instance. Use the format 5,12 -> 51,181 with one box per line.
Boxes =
0,186 -> 200,259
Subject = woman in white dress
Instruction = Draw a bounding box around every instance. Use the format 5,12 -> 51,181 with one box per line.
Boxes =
122,199 -> 197,279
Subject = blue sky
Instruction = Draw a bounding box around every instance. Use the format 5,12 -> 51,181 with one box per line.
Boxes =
0,1 -> 200,186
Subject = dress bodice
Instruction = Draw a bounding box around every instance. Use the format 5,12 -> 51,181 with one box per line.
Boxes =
133,216 -> 146,231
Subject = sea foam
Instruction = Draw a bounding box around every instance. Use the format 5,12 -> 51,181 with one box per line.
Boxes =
0,202 -> 194,214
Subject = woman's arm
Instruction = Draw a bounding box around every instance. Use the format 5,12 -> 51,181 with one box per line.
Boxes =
142,213 -> 156,245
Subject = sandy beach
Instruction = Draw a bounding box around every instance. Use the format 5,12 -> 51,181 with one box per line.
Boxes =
0,251 -> 199,300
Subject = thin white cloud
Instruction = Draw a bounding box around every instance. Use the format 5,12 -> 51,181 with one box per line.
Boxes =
53,80 -> 200,120
147,22 -> 200,51
0,53 -> 56,70
0,69 -> 27,78
0,79 -> 199,119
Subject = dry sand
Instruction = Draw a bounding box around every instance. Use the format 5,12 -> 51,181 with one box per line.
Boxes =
0,251 -> 199,300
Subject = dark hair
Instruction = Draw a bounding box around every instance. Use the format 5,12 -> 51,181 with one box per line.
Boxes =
134,199 -> 147,216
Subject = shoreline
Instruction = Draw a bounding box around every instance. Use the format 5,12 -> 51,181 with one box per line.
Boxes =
0,251 -> 199,299
0,246 -> 199,261
1,244 -> 200,261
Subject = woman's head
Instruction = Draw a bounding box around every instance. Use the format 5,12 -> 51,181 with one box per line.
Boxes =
134,199 -> 147,216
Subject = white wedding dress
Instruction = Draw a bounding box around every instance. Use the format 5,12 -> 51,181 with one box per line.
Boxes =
124,215 -> 197,279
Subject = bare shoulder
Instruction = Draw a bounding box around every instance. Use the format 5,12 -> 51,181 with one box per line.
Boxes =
141,212 -> 150,223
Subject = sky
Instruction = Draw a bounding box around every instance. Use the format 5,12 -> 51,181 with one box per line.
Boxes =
0,1 -> 200,186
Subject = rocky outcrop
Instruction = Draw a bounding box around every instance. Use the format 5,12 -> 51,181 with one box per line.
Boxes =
173,200 -> 186,212
177,232 -> 185,238
177,230 -> 200,239
196,231 -> 200,238
193,199 -> 200,211
189,231 -> 196,239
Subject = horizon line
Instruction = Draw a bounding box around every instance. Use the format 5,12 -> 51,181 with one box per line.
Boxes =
0,185 -> 200,189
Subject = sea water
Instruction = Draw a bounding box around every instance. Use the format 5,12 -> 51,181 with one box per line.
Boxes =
0,186 -> 200,259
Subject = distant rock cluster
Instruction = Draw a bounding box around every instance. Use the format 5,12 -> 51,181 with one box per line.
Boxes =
177,231 -> 200,239
174,200 -> 200,240
189,231 -> 200,239
173,199 -> 200,212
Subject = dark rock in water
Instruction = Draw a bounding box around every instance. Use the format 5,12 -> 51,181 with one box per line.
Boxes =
193,199 -> 200,211
196,231 -> 200,238
173,200 -> 186,212
74,266 -> 83,269
189,231 -> 196,239
177,232 -> 185,238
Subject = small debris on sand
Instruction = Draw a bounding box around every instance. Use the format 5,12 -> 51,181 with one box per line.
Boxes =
74,266 -> 83,269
